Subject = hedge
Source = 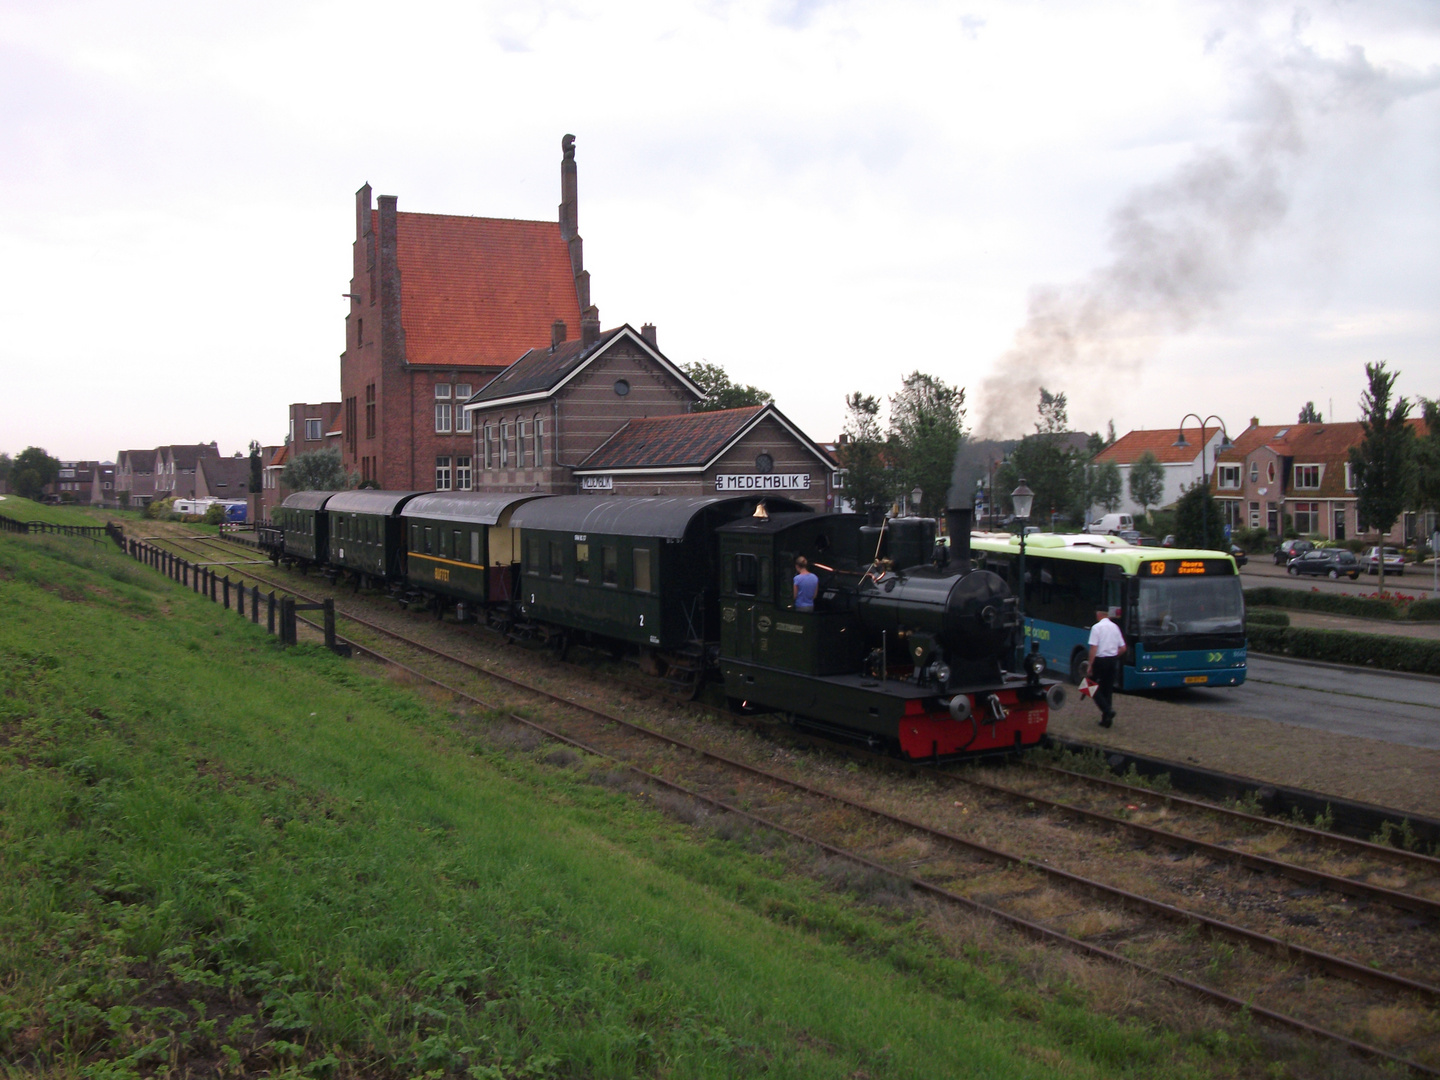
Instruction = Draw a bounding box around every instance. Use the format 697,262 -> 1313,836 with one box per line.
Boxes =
1245,609 -> 1290,628
1242,587 -> 1440,622
1246,624 -> 1440,676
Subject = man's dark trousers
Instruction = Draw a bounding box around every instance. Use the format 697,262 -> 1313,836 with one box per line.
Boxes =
1092,655 -> 1119,719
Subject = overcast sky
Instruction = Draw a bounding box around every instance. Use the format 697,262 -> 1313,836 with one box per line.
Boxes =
2,0 -> 1437,462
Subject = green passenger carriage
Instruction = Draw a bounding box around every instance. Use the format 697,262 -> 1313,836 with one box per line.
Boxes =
326,490 -> 424,583
402,492 -> 550,610
275,490 -> 338,568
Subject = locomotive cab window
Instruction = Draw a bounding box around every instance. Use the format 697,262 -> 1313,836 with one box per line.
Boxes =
575,542 -> 590,582
734,552 -> 759,597
633,547 -> 651,593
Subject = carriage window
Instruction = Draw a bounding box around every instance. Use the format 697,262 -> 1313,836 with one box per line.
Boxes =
424,527 -> 433,555
411,524 -> 419,550
453,531 -> 462,559
526,538 -> 540,575
734,552 -> 759,597
550,541 -> 564,578
575,542 -> 590,582
602,545 -> 618,586
470,531 -> 481,564
633,547 -> 651,593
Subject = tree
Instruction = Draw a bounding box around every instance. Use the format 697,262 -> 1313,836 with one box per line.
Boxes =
887,371 -> 966,519
10,446 -> 60,501
281,448 -> 355,492
994,388 -> 1085,528
0,452 -> 11,487
1415,398 -> 1440,521
1173,480 -> 1224,550
248,440 -> 263,492
1128,450 -> 1165,519
837,392 -> 890,515
681,361 -> 771,412
1350,361 -> 1413,595
1298,401 -> 1323,424
1090,459 -> 1123,513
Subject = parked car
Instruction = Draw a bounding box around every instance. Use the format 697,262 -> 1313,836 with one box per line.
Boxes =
1363,546 -> 1405,576
1286,548 -> 1360,580
1136,536 -> 1161,547
1229,544 -> 1248,567
1273,538 -> 1315,565
1118,529 -> 1141,544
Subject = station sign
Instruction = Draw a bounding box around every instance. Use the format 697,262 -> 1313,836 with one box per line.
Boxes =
714,473 -> 812,492
579,475 -> 613,491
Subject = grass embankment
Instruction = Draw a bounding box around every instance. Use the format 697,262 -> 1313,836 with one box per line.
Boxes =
1,533 -> 1234,1079
0,495 -> 107,527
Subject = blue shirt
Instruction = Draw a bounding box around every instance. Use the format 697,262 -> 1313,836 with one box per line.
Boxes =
794,571 -> 818,610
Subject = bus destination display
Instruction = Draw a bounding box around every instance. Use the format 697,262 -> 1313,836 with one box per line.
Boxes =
1141,559 -> 1233,577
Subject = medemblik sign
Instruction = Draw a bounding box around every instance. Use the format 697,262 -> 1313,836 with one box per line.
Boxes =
714,474 -> 811,492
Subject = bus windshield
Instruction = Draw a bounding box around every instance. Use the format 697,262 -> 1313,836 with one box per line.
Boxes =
1137,576 -> 1244,641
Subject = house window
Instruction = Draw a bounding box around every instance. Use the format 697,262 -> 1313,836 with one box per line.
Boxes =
483,424 -> 492,469
455,456 -> 472,491
1294,465 -> 1320,489
535,417 -> 545,466
305,419 -> 322,441
1345,462 -> 1356,491
1267,461 -> 1276,483
833,470 -> 847,490
365,383 -> 376,439
435,403 -> 452,433
435,384 -> 451,400
455,383 -> 472,400
1218,465 -> 1241,490
435,456 -> 451,491
1249,501 -> 1260,529
1293,501 -> 1320,534
1249,461 -> 1259,484
456,406 -> 472,434
1221,500 -> 1243,529
575,542 -> 590,582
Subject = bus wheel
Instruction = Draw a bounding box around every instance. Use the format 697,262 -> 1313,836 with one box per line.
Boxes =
1069,650 -> 1088,686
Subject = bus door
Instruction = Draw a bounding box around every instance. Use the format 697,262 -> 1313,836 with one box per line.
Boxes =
1109,570 -> 1137,684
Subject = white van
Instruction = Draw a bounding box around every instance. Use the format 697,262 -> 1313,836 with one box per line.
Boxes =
1087,513 -> 1134,535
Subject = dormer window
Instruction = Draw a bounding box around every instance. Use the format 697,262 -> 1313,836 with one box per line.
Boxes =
1218,465 -> 1241,490
1294,465 -> 1321,490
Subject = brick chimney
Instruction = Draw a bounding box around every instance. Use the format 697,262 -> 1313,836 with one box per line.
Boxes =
551,319 -> 567,350
580,306 -> 601,348
640,323 -> 657,348
559,134 -> 591,312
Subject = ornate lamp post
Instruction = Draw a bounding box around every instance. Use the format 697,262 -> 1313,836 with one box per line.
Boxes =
1011,480 -> 1034,613
1173,414 -> 1231,551
910,486 -> 923,517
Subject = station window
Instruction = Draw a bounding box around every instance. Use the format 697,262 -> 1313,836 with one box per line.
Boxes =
456,407 -> 472,434
535,417 -> 545,465
633,548 -> 651,593
602,545 -> 618,586
734,552 -> 758,597
549,541 -> 564,578
575,542 -> 590,582
435,456 -> 451,491
518,419 -> 531,467
500,423 -> 510,467
435,402 -> 452,433
455,456 -> 472,491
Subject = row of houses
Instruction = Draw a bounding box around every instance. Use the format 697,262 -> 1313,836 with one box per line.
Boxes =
41,444 -> 259,509
1093,418 -> 1435,545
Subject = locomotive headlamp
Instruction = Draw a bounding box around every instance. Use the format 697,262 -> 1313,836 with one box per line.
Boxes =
1024,651 -> 1046,679
931,661 -> 952,686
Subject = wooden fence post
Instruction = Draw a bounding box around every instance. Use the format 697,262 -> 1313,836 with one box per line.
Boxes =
251,585 -> 260,624
223,576 -> 230,610
323,598 -> 336,650
237,581 -> 244,617
280,597 -> 296,645
268,591 -> 276,635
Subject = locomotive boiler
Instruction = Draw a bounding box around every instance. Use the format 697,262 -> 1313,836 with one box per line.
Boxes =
716,508 -> 1061,759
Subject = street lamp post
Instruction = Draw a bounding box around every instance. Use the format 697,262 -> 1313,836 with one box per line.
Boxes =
1012,480 -> 1034,666
911,487 -> 923,518
1173,413 -> 1231,551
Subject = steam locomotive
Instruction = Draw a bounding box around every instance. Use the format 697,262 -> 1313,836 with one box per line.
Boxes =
263,491 -> 1059,758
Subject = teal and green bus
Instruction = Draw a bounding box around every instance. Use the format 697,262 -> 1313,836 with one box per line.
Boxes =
969,534 -> 1247,691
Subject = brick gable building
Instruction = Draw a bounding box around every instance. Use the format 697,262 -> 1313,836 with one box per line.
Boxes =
339,136 -> 590,491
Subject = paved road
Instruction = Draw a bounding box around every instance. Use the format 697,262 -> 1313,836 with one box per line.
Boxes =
1154,655 -> 1440,750
1241,559 -> 1439,598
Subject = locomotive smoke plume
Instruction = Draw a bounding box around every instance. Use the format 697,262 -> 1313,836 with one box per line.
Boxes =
971,39 -> 1436,441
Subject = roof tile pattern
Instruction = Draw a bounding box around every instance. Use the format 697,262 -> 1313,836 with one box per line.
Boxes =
1095,426 -> 1211,465
579,407 -> 766,470
468,328 -> 623,403
388,211 -> 583,368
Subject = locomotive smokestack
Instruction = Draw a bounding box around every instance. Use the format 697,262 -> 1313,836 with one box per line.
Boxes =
945,507 -> 972,571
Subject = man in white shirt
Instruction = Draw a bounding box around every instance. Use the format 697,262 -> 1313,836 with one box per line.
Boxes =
1086,606 -> 1126,728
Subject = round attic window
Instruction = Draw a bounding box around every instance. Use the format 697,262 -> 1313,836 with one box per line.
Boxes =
613,379 -> 631,397
755,453 -> 774,474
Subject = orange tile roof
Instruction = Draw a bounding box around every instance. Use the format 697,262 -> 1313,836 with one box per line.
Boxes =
383,210 -> 582,368
1094,426 -> 1211,465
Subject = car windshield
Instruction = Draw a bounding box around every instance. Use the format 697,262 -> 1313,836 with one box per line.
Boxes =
1138,576 -> 1245,639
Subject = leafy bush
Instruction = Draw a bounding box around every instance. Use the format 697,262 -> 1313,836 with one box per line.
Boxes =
143,496 -> 175,520
1243,587 -> 1402,620
1409,598 -> 1440,620
203,503 -> 227,525
1247,624 -> 1440,676
1232,526 -> 1272,554
1245,609 -> 1290,627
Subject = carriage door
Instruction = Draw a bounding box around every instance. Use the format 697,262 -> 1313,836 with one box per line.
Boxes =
732,551 -> 761,663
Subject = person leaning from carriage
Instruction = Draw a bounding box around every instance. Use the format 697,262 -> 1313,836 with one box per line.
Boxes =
792,556 -> 818,612
1086,605 -> 1125,729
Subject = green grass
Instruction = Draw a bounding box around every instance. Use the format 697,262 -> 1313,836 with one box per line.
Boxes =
0,533 -> 1241,1079
0,495 -> 107,527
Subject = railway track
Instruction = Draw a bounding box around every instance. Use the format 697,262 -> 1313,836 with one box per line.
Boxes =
132,525 -> 1440,1076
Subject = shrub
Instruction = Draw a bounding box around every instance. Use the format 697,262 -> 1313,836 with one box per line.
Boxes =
143,497 -> 174,520
1233,526 -> 1272,554
1247,624 -> 1440,675
203,503 -> 227,525
1243,587 -> 1402,620
1409,598 -> 1440,621
1245,609 -> 1290,627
